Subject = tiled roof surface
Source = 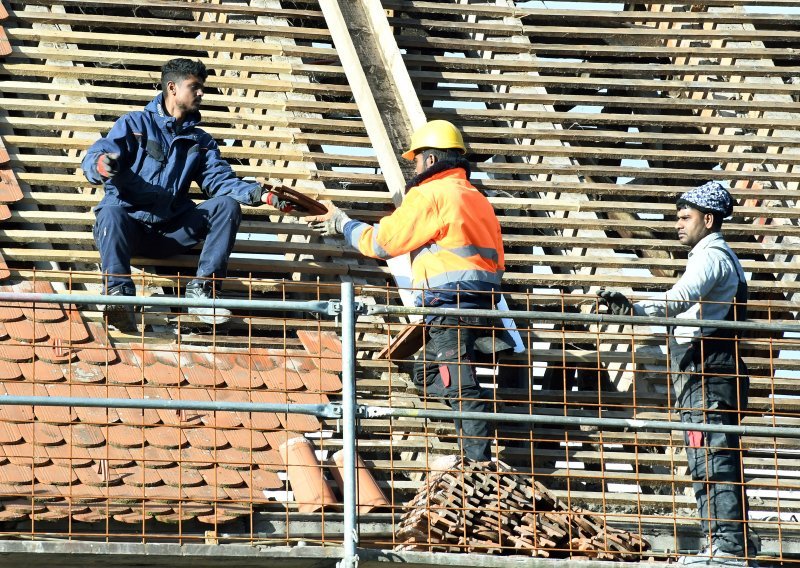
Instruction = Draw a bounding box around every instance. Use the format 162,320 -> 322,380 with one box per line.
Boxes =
0,280 -> 343,524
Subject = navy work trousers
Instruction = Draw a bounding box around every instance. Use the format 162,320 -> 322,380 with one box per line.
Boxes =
672,345 -> 750,556
93,196 -> 242,291
413,315 -> 492,461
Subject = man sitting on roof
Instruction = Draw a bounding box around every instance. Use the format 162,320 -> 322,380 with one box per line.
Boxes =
82,58 -> 292,330
304,120 -> 508,462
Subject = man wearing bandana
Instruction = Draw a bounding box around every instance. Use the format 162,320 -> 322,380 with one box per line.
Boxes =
599,182 -> 754,566
304,120 -> 507,462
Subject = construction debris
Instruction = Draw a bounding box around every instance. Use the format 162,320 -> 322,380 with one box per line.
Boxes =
395,457 -> 649,560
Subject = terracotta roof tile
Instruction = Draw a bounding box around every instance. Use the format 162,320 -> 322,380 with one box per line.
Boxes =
107,425 -> 146,449
162,465 -> 205,488
222,428 -> 270,452
34,343 -> 74,365
193,350 -> 232,370
13,282 -> 66,323
19,360 -> 65,383
248,467 -> 283,491
136,443 -> 179,468
219,357 -> 264,389
0,27 -> 9,58
33,422 -> 68,446
6,450 -> 48,468
182,364 -> 224,388
73,385 -> 121,423
0,135 -> 8,165
118,346 -> 157,367
299,367 -> 343,393
216,447 -> 273,471
0,302 -> 24,322
0,359 -> 22,380
0,341 -> 34,363
71,509 -> 108,523
37,464 -> 78,487
117,464 -> 163,487
44,312 -> 90,345
106,361 -> 143,385
297,330 -> 343,373
0,463 -> 34,486
77,342 -> 119,366
66,361 -> 106,384
175,445 -> 216,469
4,317 -> 48,343
0,205 -> 10,222
0,393 -> 33,422
246,390 -> 283,430
200,466 -> 245,489
196,504 -> 248,525
184,427 -> 229,451
144,426 -> 188,450
0,168 -> 22,205
0,422 -> 22,445
144,483 -> 185,501
144,361 -> 186,386
46,449 -> 94,470
69,423 -> 106,448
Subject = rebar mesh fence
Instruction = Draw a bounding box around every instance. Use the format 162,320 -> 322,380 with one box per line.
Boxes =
0,276 -> 797,565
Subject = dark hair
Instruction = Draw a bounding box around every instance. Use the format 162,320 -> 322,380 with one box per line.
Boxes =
676,200 -> 724,229
161,59 -> 208,94
420,148 -> 463,163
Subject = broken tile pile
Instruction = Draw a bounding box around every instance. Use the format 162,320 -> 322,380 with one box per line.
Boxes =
0,282 -> 344,524
395,457 -> 650,560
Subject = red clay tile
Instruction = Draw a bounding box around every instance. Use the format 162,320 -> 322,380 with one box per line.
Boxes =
184,427 -> 229,451
106,361 -> 143,385
47,453 -> 94,470
0,359 -> 23,381
4,318 -> 47,343
258,361 -> 305,391
145,483 -> 185,501
196,504 -> 248,525
0,28 -> 9,58
184,365 -> 225,389
66,361 -> 106,384
12,285 -> 64,324
297,330 -> 343,373
161,466 -> 205,488
213,447 -> 259,471
122,386 -> 161,425
71,509 -> 108,523
0,423 -> 22,445
0,205 -> 10,222
0,501 -> 40,522
278,435 -> 338,513
37,464 -> 78,487
19,360 -> 65,383
223,485 -> 258,503
135,444 -> 179,468
0,463 -> 34,486
76,343 -> 118,366
0,169 -> 22,207
107,425 -> 146,449
44,314 -> 90,345
247,467 -> 283,491
144,361 -> 185,386
299,367 -> 343,393
72,463 -> 114,488
6,451 -> 48,468
200,466 -> 245,488
175,445 -> 215,469
246,390 -> 283,430
268,390 -> 324,433
0,390 -> 33,421
69,424 -> 106,448
117,465 -> 162,487
193,350 -> 233,370
0,303 -> 23,322
71,384 -> 120,424
118,345 -> 157,367
219,360 -> 264,389
32,422 -> 67,446
221,428 -> 270,452
144,426 -> 188,450
35,344 -> 74,365
39,384 -> 77,422
0,139 -> 9,166
0,342 -> 34,363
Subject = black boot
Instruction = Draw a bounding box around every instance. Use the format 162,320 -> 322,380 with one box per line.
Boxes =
103,284 -> 137,332
185,280 -> 231,325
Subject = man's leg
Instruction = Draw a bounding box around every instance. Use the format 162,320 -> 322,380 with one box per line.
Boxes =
93,205 -> 144,292
681,374 -> 749,559
93,206 -> 144,331
415,316 -> 491,462
152,197 -> 241,323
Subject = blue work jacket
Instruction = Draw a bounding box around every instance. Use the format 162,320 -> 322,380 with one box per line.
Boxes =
82,93 -> 261,225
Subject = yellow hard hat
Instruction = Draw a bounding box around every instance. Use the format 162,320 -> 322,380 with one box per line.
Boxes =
401,120 -> 466,161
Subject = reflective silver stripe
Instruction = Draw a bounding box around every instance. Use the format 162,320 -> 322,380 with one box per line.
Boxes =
421,270 -> 503,289
370,225 -> 393,259
416,243 -> 499,263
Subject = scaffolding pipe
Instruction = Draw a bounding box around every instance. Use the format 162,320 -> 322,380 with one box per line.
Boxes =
366,304 -> 800,334
0,396 -> 342,419
0,292 -> 335,316
362,405 -> 800,439
340,282 -> 359,568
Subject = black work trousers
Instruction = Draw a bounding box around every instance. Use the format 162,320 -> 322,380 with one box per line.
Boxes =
413,315 -> 491,461
672,343 -> 750,556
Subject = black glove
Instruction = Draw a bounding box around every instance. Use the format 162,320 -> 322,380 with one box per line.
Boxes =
262,189 -> 294,213
97,153 -> 119,178
597,288 -> 632,315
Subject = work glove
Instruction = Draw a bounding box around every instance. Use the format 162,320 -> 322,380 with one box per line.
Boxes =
261,186 -> 295,213
96,152 -> 119,179
597,288 -> 632,316
303,200 -> 351,237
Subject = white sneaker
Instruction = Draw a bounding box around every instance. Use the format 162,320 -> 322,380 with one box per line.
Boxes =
678,546 -> 751,567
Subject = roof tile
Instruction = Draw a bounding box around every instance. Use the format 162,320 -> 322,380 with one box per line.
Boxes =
37,464 -> 78,487
184,427 -> 229,451
66,361 -> 106,384
44,312 -> 90,345
297,330 -> 343,373
200,466 -> 245,489
13,282 -> 66,323
182,364 -> 224,388
0,342 -> 34,363
222,428 -> 270,452
248,467 -> 283,491
0,27 -> 9,58
0,359 -> 22,380
117,464 -> 162,487
161,465 -> 205,487
0,423 -> 22,445
19,360 -> 65,383
144,361 -> 186,386
118,346 -> 157,367
144,426 -> 188,450
0,301 -> 24,323
3,317 -> 47,343
106,361 -> 143,385
69,423 -> 106,448
43,444 -> 93,468
0,168 -> 22,206
0,463 -> 34,486
246,390 -> 283,430
107,425 -> 147,449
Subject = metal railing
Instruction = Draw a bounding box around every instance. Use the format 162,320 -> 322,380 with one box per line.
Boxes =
0,283 -> 798,565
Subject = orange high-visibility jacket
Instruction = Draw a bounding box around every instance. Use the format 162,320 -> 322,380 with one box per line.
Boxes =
345,167 -> 504,292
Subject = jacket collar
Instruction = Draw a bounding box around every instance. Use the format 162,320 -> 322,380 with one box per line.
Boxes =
145,93 -> 202,135
405,158 -> 471,191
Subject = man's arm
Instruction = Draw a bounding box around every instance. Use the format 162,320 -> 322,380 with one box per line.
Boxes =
81,115 -> 138,184
636,248 -> 728,317
196,136 -> 263,205
343,189 -> 440,259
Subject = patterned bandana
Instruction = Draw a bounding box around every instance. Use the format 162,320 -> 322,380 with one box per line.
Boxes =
677,181 -> 733,217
